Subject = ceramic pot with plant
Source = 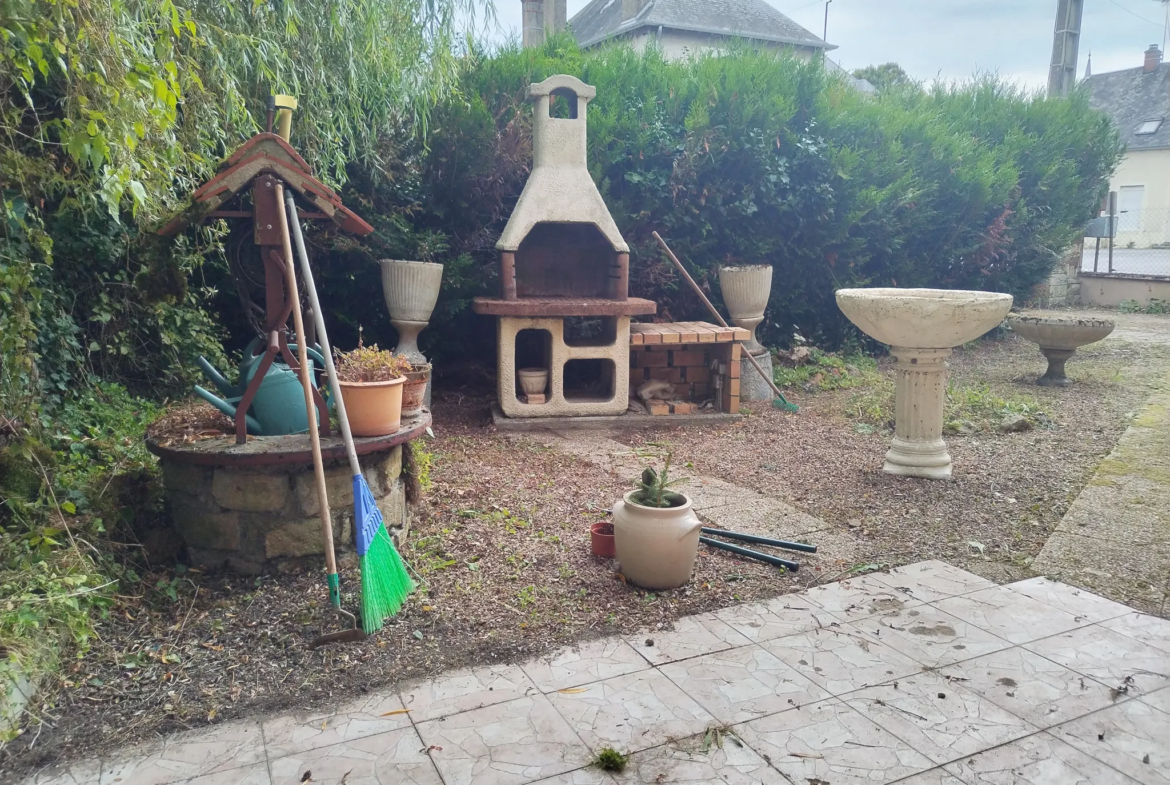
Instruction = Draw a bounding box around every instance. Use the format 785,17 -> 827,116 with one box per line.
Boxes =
335,344 -> 412,437
401,363 -> 432,416
612,449 -> 702,590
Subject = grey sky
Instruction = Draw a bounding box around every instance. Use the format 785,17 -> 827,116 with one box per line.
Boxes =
489,0 -> 1169,89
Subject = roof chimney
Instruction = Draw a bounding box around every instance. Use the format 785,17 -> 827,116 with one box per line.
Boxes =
1145,44 -> 1162,72
621,0 -> 650,22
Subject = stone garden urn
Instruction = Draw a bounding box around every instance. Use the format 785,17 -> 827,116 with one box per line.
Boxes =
836,288 -> 1013,480
380,260 -> 443,406
1005,314 -> 1114,386
719,265 -> 773,401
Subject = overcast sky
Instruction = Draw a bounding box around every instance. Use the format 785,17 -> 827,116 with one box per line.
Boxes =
487,0 -> 1169,89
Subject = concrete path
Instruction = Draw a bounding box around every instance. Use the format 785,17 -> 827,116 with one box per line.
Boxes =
25,561 -> 1170,785
1033,382 -> 1170,615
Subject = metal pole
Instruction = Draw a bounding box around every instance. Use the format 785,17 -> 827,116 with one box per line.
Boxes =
1094,237 -> 1100,272
1108,190 -> 1117,274
823,0 -> 832,42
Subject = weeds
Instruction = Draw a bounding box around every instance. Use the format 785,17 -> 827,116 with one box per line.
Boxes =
773,349 -> 880,392
1119,298 -> 1170,314
593,748 -> 628,772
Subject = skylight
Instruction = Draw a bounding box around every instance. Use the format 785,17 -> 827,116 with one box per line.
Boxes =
1136,118 -> 1163,135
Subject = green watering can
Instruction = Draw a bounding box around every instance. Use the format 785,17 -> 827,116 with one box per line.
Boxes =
194,337 -> 327,436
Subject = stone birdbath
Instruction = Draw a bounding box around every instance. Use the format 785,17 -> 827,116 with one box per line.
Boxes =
836,288 -> 1014,480
1005,314 -> 1115,386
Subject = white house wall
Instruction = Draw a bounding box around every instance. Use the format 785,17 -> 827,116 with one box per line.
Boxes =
625,29 -> 817,61
1110,148 -> 1170,248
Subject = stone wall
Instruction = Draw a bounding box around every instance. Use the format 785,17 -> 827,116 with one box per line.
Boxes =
1029,248 -> 1082,307
159,446 -> 406,573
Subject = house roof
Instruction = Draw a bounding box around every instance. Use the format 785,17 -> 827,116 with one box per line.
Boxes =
570,0 -> 835,51
1083,62 -> 1170,152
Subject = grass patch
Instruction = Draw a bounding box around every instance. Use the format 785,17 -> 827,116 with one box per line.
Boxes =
592,747 -> 628,772
773,349 -> 882,392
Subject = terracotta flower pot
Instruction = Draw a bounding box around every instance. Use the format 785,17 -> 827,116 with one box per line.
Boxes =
517,367 -> 549,396
613,491 -> 702,590
401,364 -> 432,415
591,521 -> 616,558
337,377 -> 406,437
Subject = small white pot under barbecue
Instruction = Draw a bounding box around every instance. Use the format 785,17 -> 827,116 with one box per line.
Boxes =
613,491 -> 702,590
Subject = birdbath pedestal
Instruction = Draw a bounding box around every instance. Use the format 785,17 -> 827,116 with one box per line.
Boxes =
1005,315 -> 1115,386
836,288 -> 1014,480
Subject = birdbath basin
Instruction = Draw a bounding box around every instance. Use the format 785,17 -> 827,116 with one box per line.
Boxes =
836,288 -> 1014,479
1005,314 -> 1114,386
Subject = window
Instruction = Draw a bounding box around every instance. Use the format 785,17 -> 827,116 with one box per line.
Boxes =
1136,118 -> 1162,135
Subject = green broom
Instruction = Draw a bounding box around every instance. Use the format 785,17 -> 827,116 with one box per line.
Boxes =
284,191 -> 414,632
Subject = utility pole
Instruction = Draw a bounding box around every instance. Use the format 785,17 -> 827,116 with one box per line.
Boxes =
1047,0 -> 1084,97
823,0 -> 832,43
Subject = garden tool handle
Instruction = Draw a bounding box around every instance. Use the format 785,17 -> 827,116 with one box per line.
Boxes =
274,183 -> 340,593
652,231 -> 788,401
283,191 -> 362,478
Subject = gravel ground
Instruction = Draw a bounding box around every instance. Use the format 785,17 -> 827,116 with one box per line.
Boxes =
4,317 -> 1168,779
618,329 -> 1170,592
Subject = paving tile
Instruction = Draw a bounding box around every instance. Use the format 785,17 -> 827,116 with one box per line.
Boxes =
1024,625 -> 1170,697
1101,613 -> 1170,655
416,694 -> 591,785
20,761 -> 101,785
180,762 -> 271,785
874,560 -> 997,604
943,732 -> 1141,784
623,613 -> 750,666
269,725 -> 441,785
802,573 -> 927,622
933,586 -> 1090,645
1049,700 -> 1170,784
546,669 -> 714,755
520,638 -> 648,693
527,770 -> 617,785
399,662 -> 536,721
841,670 -> 1036,765
762,624 -> 923,696
261,689 -> 413,759
736,697 -> 934,784
658,643 -> 829,724
939,646 -> 1118,729
890,769 -> 970,784
1140,687 -> 1170,714
854,607 -> 1012,668
611,731 -> 790,784
100,721 -> 265,785
1006,577 -> 1135,623
713,598 -> 837,643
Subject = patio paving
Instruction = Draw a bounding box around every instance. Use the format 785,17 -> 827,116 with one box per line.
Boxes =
24,561 -> 1170,785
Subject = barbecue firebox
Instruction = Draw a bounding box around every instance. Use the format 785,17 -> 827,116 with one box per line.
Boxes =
474,75 -> 656,418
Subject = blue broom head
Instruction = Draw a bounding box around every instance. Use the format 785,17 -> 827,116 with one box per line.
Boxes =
354,474 -> 383,558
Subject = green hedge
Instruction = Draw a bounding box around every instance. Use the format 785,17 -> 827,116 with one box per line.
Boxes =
299,38 -> 1120,362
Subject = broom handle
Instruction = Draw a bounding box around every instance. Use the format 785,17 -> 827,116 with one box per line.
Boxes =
275,184 -> 339,581
283,191 -> 362,478
652,231 -> 787,400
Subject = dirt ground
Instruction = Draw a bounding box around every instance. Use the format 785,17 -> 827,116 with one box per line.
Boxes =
3,308 -> 1169,780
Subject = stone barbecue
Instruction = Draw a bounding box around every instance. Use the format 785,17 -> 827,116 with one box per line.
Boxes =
474,75 -> 656,418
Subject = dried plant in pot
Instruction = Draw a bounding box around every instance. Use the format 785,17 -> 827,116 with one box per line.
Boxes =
334,343 -> 412,436
612,447 -> 702,590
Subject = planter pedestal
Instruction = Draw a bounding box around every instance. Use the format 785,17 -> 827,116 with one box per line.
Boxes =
1037,348 -> 1076,387
885,347 -> 952,480
739,349 -> 774,402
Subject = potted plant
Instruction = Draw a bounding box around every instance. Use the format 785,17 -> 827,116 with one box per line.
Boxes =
401,362 -> 432,416
335,343 -> 412,437
612,447 -> 702,590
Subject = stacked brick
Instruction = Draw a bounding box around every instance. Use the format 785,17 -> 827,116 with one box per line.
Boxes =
629,322 -> 748,415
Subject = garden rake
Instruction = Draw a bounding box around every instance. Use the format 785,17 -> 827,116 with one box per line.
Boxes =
284,190 -> 415,634
653,232 -> 798,413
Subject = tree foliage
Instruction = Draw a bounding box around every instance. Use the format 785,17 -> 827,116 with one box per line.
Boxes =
852,62 -> 916,93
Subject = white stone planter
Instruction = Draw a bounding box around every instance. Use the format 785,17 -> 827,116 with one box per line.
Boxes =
719,265 -> 772,354
1005,314 -> 1114,386
836,288 -> 1013,479
612,491 -> 702,590
379,260 -> 443,365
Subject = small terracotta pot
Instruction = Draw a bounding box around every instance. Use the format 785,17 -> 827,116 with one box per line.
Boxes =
401,364 -> 431,415
591,521 -> 616,558
338,377 -> 406,437
517,367 -> 549,396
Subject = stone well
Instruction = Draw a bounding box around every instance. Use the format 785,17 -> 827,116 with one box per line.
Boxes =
147,414 -> 429,573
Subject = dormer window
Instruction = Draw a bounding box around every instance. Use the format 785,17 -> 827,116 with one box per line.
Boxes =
1136,118 -> 1163,135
